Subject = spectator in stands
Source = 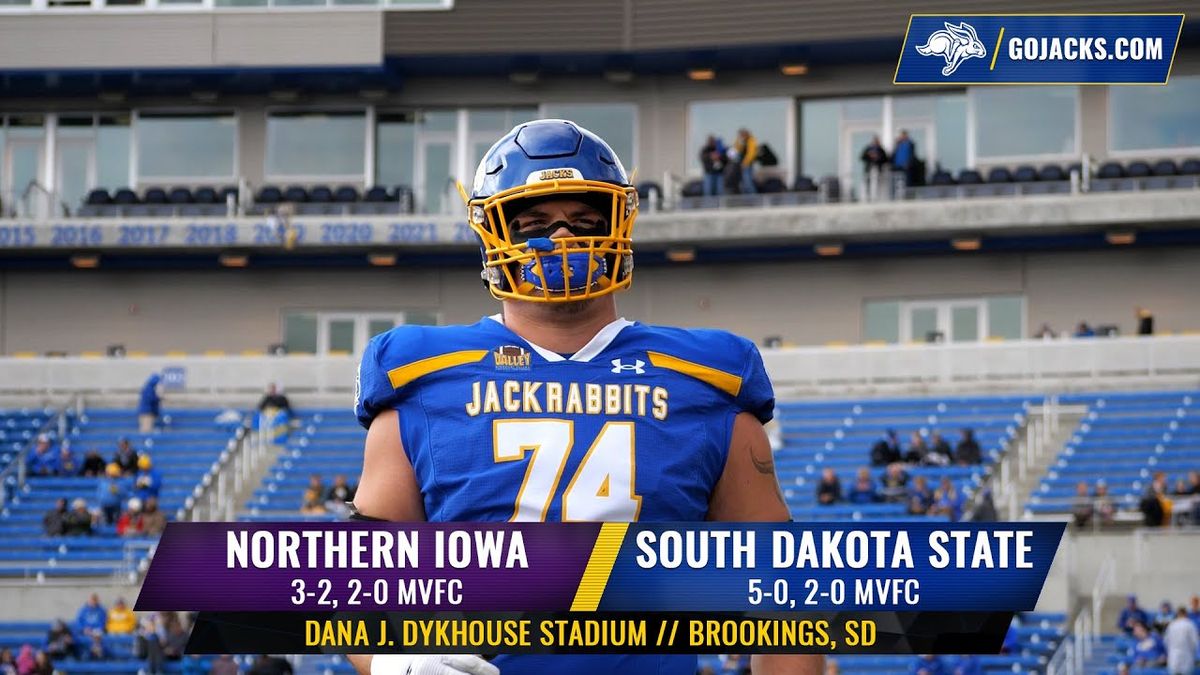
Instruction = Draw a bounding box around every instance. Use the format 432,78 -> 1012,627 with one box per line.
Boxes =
1155,600 -> 1177,633
1033,323 -> 1057,339
107,597 -> 136,634
82,634 -> 106,662
816,468 -> 842,505
76,594 -> 107,639
1093,481 -> 1116,526
1118,596 -> 1151,635
880,463 -> 910,502
13,647 -> 33,675
909,654 -> 944,675
247,654 -> 293,675
1190,596 -> 1200,627
973,487 -> 999,522
113,437 -> 140,477
892,130 -> 917,187
1136,307 -> 1155,336
209,654 -> 239,675
26,434 -> 59,476
1172,477 -> 1192,497
43,498 -> 68,537
300,489 -> 327,516
1164,606 -> 1199,674
56,443 -> 80,476
1140,472 -> 1169,527
307,473 -> 324,495
138,372 -> 163,433
80,449 -> 106,477
136,615 -> 165,674
847,468 -> 880,504
930,477 -> 965,521
824,660 -> 839,675
1131,621 -> 1167,668
142,497 -> 167,536
927,432 -> 953,465
134,455 -> 162,501
30,653 -> 51,675
326,474 -> 356,506
44,621 -> 74,661
257,382 -> 293,417
734,128 -> 759,194
949,655 -> 981,675
860,135 -> 889,201
907,476 -> 934,515
700,135 -> 728,197
871,429 -> 902,466
0,647 -> 15,675
63,498 -> 96,537
117,498 -> 145,537
1074,322 -> 1095,338
1072,481 -> 1095,527
159,612 -> 189,662
954,428 -> 982,465
97,463 -> 128,526
904,432 -> 928,464
1186,470 -> 1200,494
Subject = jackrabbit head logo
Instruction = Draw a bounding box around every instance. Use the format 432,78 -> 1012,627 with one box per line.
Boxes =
916,21 -> 987,76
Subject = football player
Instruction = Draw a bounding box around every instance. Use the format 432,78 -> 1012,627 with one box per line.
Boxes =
349,119 -> 822,675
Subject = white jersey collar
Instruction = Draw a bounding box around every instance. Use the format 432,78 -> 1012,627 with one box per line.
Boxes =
488,313 -> 633,363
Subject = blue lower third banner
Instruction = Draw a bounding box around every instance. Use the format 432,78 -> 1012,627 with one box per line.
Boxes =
895,14 -> 1184,84
138,521 -> 1064,654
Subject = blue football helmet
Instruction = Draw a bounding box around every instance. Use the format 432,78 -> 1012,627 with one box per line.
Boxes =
468,119 -> 638,303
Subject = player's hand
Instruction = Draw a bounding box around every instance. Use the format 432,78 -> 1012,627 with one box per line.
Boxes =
370,654 -> 499,675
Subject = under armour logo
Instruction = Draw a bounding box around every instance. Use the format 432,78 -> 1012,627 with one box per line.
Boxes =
611,358 -> 645,374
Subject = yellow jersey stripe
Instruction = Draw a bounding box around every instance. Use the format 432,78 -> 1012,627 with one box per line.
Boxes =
386,350 -> 490,389
647,351 -> 743,397
570,522 -> 629,611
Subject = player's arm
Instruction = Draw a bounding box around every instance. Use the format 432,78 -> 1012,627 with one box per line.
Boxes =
349,409 -> 426,522
710,412 -> 825,675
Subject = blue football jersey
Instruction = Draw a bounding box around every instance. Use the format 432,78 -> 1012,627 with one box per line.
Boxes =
355,315 -> 775,675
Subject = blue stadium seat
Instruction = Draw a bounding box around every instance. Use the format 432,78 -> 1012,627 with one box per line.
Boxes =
756,177 -> 786,194
1013,165 -> 1038,182
1150,159 -> 1178,176
1180,158 -> 1200,175
308,186 -> 333,203
333,186 -> 360,203
283,185 -> 309,203
1126,161 -> 1152,178
680,179 -> 704,198
793,175 -> 818,192
112,189 -> 139,205
85,189 -> 113,205
255,186 -> 282,204
363,186 -> 391,202
986,167 -> 1013,183
218,186 -> 239,205
957,169 -> 983,184
1097,162 -> 1125,179
1039,164 -> 1066,181
142,187 -> 169,205
192,187 -> 218,204
167,187 -> 193,204
929,170 -> 955,186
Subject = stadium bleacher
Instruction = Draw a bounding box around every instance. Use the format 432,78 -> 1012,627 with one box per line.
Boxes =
0,408 -> 239,579
1025,390 -> 1198,519
241,408 -> 364,521
75,184 -> 415,218
775,394 -> 1030,521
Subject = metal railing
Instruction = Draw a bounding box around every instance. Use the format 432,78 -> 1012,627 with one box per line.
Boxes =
183,414 -> 276,522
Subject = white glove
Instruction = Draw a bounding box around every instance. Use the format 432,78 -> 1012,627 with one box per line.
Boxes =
370,654 -> 499,675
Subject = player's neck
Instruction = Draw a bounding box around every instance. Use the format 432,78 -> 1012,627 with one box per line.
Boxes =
501,296 -> 619,355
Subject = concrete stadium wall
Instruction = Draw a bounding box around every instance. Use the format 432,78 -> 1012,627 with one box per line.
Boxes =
2,246 -> 1198,355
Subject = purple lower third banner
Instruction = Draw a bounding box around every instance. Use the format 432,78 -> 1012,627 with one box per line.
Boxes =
136,521 -> 1064,655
